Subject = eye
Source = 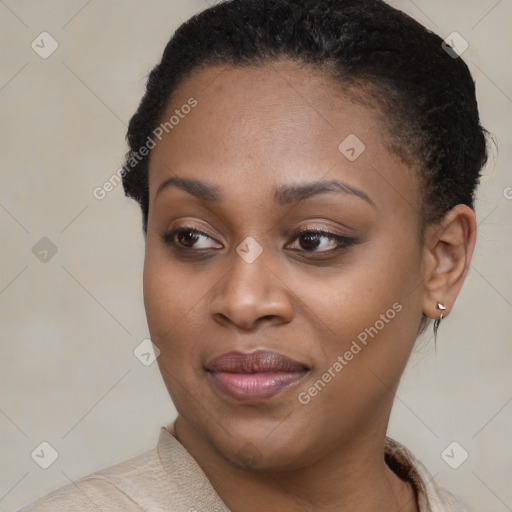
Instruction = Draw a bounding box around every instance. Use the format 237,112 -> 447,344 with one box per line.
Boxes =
160,227 -> 222,251
161,226 -> 356,256
286,229 -> 356,254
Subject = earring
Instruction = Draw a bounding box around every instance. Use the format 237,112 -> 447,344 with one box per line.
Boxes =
433,302 -> 447,345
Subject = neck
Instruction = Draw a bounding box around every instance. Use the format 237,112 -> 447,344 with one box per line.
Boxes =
173,416 -> 418,512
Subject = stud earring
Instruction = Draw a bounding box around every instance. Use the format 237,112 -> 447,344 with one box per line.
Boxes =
433,302 -> 447,345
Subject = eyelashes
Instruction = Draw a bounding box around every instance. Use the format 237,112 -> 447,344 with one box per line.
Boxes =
160,226 -> 357,257
287,228 -> 356,253
161,227 -> 222,251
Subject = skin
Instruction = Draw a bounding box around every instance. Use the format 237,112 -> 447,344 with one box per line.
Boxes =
142,60 -> 476,512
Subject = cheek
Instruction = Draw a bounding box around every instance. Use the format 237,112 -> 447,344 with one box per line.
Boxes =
294,237 -> 422,394
142,241 -> 205,353
143,252 -> 208,410
296,238 -> 420,336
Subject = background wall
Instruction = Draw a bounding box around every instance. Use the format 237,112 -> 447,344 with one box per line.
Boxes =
1,1 -> 510,510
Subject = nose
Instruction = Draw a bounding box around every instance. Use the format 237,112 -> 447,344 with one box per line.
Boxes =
208,246 -> 294,331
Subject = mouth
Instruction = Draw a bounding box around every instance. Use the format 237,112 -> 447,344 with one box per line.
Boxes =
205,350 -> 310,402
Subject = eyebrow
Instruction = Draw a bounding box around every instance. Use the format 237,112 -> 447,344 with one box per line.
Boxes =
155,176 -> 375,208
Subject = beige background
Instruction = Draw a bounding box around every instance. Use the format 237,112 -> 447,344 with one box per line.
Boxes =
1,0 -> 511,510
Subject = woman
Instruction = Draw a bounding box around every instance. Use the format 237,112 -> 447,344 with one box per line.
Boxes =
21,0 -> 488,510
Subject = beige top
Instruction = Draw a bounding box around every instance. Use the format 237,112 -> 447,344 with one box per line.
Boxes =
20,427 -> 466,512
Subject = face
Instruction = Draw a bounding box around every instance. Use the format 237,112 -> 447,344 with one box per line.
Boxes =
143,60 -> 428,471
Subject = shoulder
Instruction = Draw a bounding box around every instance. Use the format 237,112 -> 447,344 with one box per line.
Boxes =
412,456 -> 468,512
19,427 -> 230,512
18,447 -> 164,511
384,437 -> 467,512
18,476 -> 140,511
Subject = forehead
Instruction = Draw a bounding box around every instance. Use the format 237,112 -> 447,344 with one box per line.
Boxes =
153,60 -> 376,164
148,60 -> 420,215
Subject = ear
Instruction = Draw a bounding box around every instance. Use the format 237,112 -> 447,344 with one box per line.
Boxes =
421,204 -> 477,319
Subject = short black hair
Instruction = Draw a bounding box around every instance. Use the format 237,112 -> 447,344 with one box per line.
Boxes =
122,0 -> 488,237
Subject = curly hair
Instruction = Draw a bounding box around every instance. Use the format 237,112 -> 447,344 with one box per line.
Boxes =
122,0 -> 488,240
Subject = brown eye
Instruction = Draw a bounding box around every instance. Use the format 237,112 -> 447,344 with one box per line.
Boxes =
176,229 -> 200,248
287,229 -> 356,253
161,227 -> 222,250
298,232 -> 326,251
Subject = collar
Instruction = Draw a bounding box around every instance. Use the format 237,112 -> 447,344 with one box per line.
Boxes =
157,425 -> 451,511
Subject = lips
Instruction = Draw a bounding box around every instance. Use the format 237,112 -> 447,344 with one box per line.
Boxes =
206,350 -> 309,402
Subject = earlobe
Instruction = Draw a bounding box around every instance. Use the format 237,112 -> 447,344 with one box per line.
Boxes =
421,204 -> 477,319
433,302 -> 447,343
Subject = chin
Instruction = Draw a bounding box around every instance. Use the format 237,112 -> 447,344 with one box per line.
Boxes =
206,418 -> 317,472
